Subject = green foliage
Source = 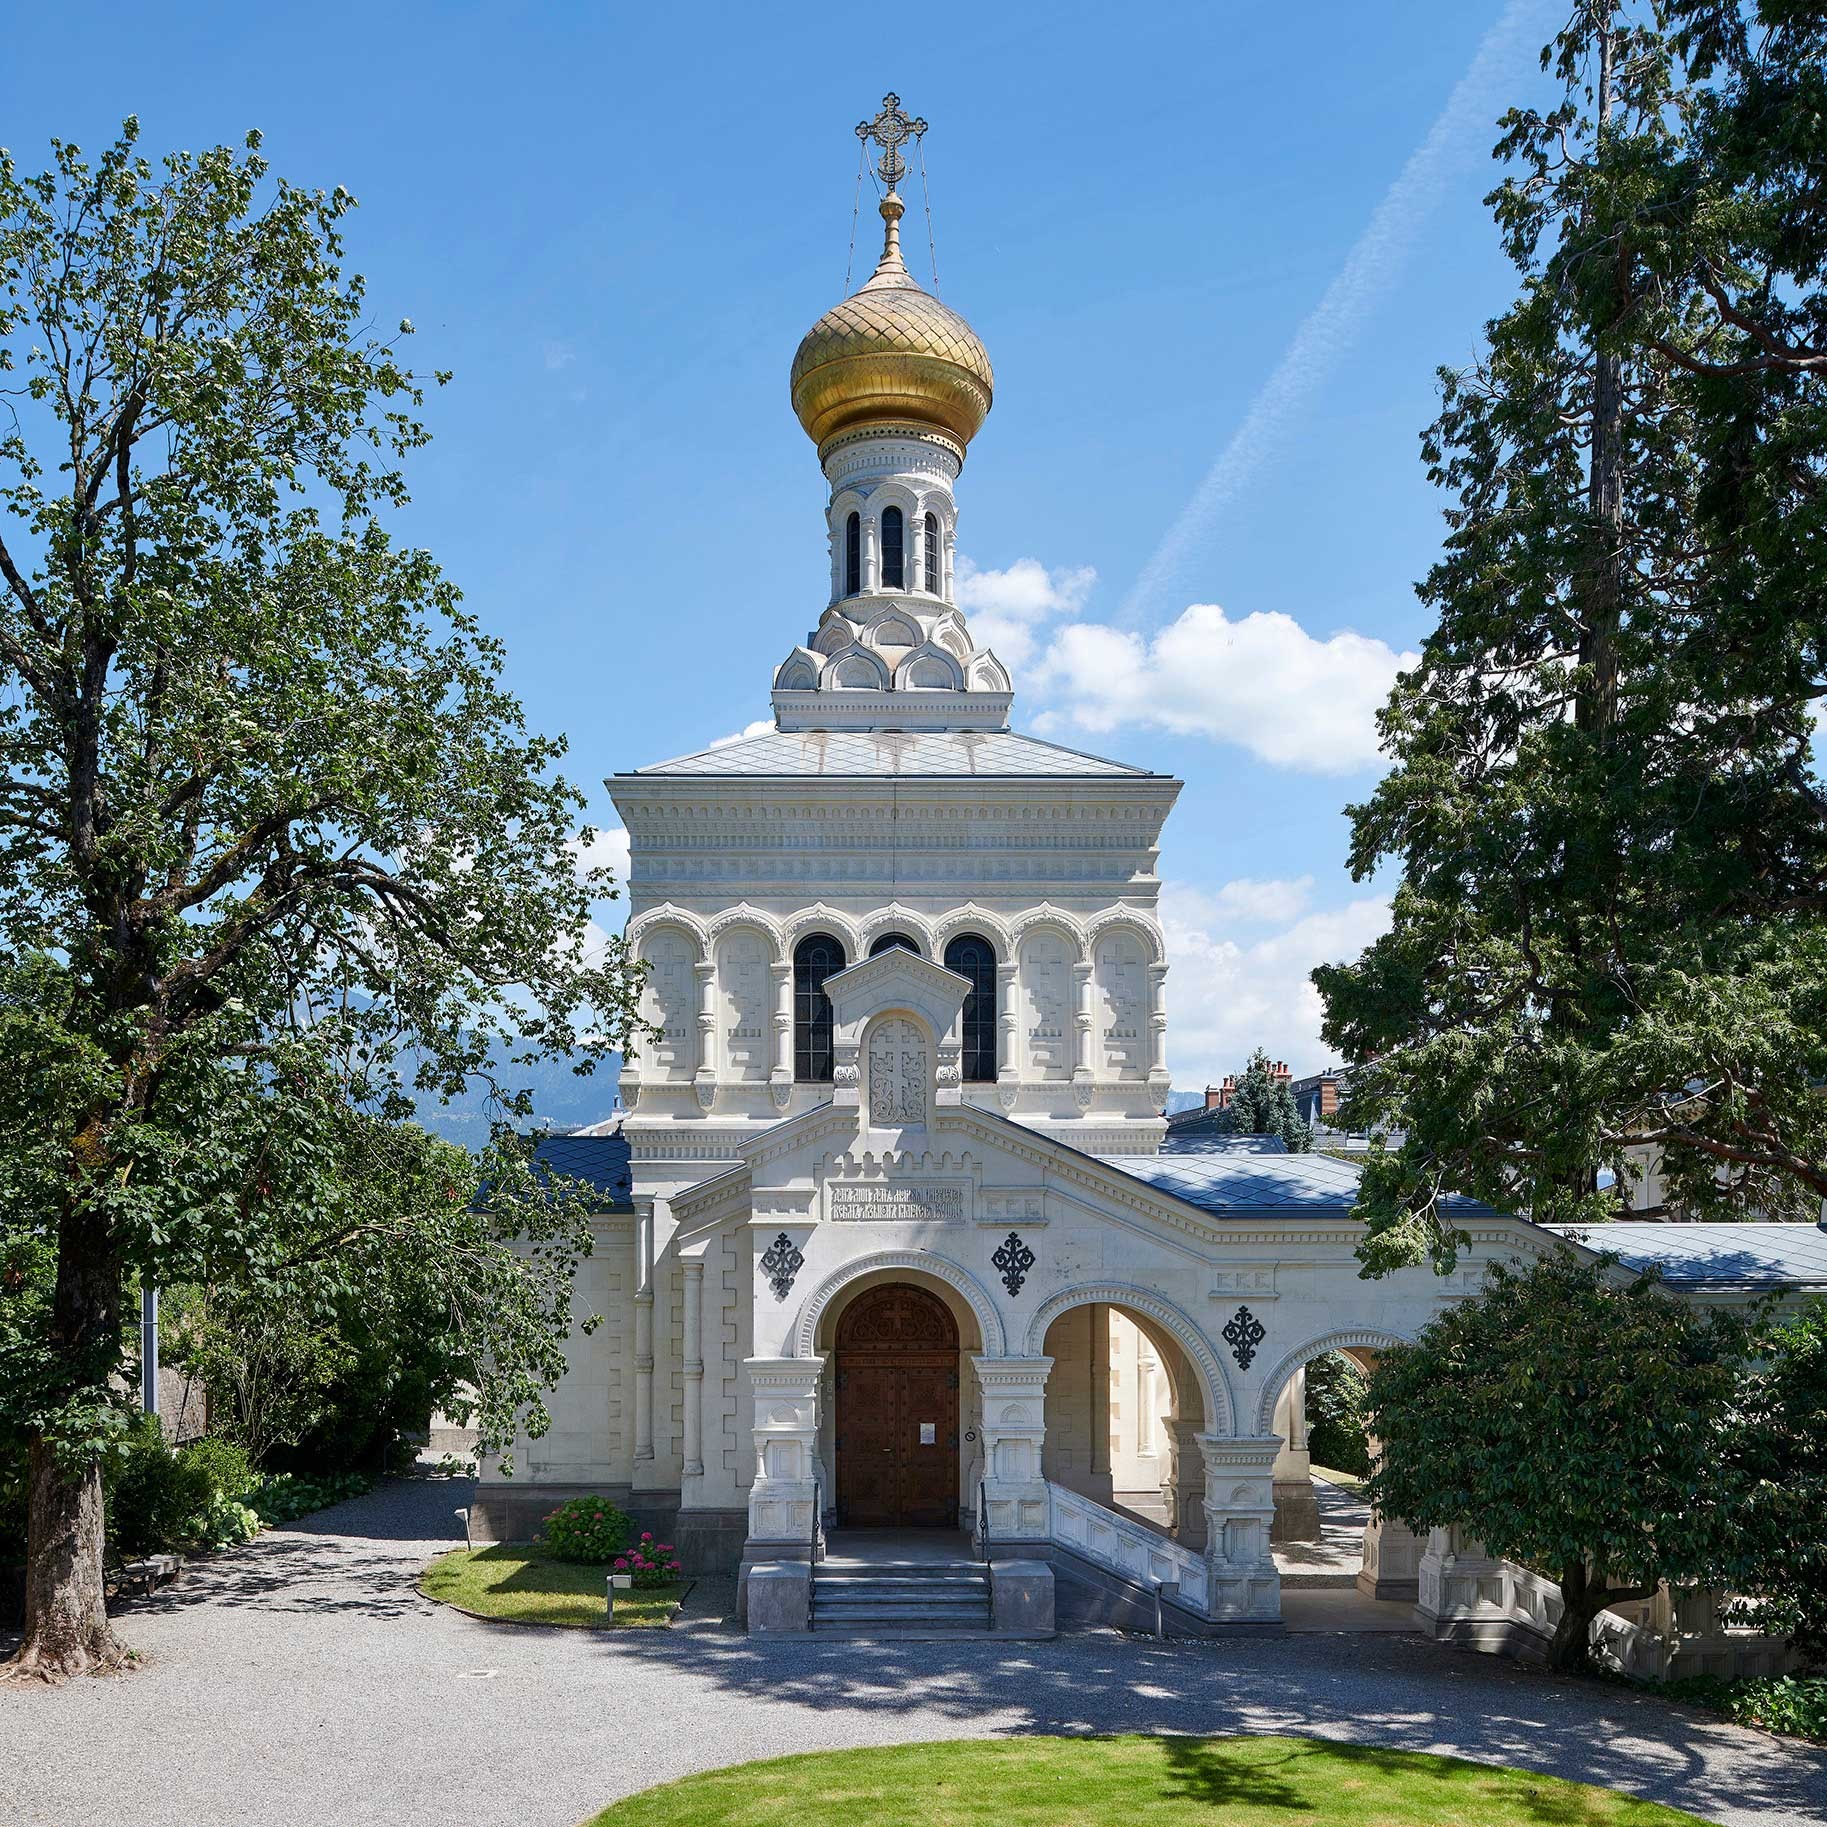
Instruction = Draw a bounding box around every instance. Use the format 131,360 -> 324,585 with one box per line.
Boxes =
1363,1249 -> 1749,1668
539,1496 -> 632,1564
1315,4 -> 1827,1273
0,119 -> 649,1660
247,1470 -> 372,1526
1656,1674 -> 1827,1744
1722,1298 -> 1827,1667
420,1545 -> 683,1629
1305,1352 -> 1371,1478
103,1419 -> 260,1556
614,1532 -> 683,1589
1213,1049 -> 1312,1152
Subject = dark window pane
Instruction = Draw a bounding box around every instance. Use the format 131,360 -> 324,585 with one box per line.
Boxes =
794,933 -> 845,1082
869,931 -> 919,957
844,513 -> 860,597
881,506 -> 904,589
944,934 -> 998,1083
924,513 -> 939,592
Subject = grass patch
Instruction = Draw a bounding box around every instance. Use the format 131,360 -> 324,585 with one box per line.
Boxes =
1310,1463 -> 1368,1498
420,1545 -> 683,1628
587,1735 -> 1709,1825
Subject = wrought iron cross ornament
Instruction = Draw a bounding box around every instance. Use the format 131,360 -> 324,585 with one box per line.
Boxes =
857,92 -> 927,193
761,1232 -> 804,1303
992,1231 -> 1035,1297
1223,1304 -> 1266,1371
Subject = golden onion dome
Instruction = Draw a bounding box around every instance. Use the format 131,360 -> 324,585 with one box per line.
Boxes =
791,195 -> 994,463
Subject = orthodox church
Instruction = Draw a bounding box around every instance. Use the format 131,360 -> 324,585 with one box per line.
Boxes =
472,99 -> 1826,1647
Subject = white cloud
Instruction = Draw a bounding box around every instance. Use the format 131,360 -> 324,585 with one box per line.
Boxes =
1030,602 -> 1414,773
1178,875 -> 1317,925
1159,881 -> 1391,1088
707,718 -> 776,750
1122,0 -> 1559,619
571,825 -> 631,887
955,557 -> 1097,670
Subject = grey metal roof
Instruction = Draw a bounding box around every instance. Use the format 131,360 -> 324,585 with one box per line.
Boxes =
529,1133 -> 634,1211
1158,1130 -> 1290,1156
1094,1147 -> 1508,1219
1547,1222 -> 1827,1288
630,727 -> 1156,779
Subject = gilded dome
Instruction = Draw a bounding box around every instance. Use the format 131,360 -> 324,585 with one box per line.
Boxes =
791,196 -> 994,462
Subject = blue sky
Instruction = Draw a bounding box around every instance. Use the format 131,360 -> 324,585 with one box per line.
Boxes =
2,0 -> 1562,1088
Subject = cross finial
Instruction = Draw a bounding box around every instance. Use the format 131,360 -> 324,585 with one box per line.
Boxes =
857,92 -> 927,194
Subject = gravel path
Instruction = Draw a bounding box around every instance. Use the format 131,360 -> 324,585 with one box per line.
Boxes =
4,1475 -> 1824,1827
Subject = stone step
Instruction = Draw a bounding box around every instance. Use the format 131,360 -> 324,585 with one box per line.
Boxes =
814,1594 -> 991,1617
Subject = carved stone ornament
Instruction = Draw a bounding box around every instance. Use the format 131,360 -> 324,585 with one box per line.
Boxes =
1222,1304 -> 1267,1371
867,1017 -> 928,1124
761,1232 -> 805,1302
991,1231 -> 1036,1298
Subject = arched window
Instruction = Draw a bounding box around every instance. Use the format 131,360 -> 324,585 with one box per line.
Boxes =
793,932 -> 845,1082
881,506 -> 904,589
869,931 -> 919,958
944,933 -> 998,1083
923,513 -> 940,592
844,513 -> 861,597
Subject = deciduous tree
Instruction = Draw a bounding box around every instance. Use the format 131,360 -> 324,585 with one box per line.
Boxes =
0,124 -> 641,1680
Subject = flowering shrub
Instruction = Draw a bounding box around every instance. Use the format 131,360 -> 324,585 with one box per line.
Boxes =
612,1532 -> 684,1589
539,1496 -> 632,1563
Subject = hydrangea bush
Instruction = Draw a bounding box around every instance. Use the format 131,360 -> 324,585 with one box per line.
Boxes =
539,1497 -> 632,1563
613,1532 -> 683,1589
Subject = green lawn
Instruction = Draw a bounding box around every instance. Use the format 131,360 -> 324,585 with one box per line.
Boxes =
586,1736 -> 1708,1826
420,1545 -> 683,1628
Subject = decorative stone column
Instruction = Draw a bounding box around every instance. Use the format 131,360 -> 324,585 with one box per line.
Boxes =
1163,1417 -> 1207,1550
995,960 -> 1019,1087
768,961 -> 793,1108
1270,1369 -> 1320,1542
680,1259 -> 705,1479
692,960 -> 718,1110
632,1206 -> 655,1471
827,523 -> 841,603
1146,963 -> 1170,1108
742,1357 -> 825,1558
972,1356 -> 1052,1546
1199,1434 -> 1282,1621
942,524 -> 955,601
863,514 -> 880,592
1071,958 -> 1095,1090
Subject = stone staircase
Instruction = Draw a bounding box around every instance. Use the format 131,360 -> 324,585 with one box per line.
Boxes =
810,1547 -> 995,1638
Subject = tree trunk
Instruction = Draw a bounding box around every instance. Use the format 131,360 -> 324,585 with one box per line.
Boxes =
8,1442 -> 124,1682
1547,1561 -> 1608,1672
6,1205 -> 128,1682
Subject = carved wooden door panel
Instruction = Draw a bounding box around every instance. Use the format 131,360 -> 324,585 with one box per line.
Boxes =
835,1284 -> 960,1528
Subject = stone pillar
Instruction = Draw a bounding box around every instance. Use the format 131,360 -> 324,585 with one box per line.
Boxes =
1163,1417 -> 1207,1550
1270,1369 -> 1320,1543
1146,963 -> 1170,1107
692,960 -> 718,1109
680,1259 -> 704,1479
863,514 -> 880,592
742,1357 -> 824,1558
632,1206 -> 655,1471
827,523 -> 841,603
1358,1432 -> 1423,1600
972,1356 -> 1052,1546
1358,1510 -> 1425,1602
996,961 -> 1019,1087
1199,1434 -> 1281,1621
768,961 -> 792,1106
1087,1308 -> 1113,1502
942,524 -> 955,601
1071,958 -> 1094,1085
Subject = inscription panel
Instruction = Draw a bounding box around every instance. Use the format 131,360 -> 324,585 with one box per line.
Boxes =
828,1182 -> 968,1224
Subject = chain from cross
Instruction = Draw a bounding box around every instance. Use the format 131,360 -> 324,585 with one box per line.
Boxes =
856,92 -> 927,193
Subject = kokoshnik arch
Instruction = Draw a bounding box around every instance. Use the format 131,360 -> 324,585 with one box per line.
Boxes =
472,96 -> 1827,1641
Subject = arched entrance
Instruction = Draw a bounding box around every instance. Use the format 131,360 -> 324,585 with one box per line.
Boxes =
834,1284 -> 960,1528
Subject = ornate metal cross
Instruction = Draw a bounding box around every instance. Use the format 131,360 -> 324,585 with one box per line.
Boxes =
857,92 -> 927,193
1223,1304 -> 1266,1371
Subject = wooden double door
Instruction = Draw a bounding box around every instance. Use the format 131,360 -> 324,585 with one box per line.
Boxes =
834,1284 -> 960,1528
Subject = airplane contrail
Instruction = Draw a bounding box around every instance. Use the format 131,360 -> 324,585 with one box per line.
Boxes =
1119,0 -> 1561,624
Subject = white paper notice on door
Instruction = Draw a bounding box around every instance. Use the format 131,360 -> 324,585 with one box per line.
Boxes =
919,1422 -> 936,1445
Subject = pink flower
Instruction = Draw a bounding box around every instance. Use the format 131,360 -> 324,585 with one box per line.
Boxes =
640,1531 -> 652,1542
613,1558 -> 628,1570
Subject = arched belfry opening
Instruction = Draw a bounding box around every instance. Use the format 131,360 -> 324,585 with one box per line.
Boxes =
831,1283 -> 961,1528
